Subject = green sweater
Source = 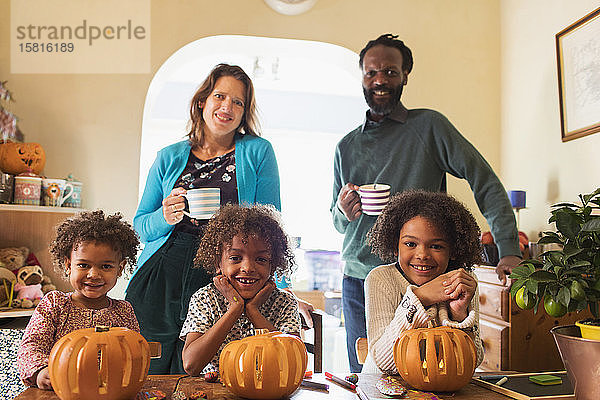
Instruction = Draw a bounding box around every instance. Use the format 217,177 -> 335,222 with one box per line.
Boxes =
331,103 -> 520,279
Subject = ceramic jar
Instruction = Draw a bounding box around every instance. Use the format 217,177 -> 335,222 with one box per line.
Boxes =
13,173 -> 42,205
63,180 -> 82,208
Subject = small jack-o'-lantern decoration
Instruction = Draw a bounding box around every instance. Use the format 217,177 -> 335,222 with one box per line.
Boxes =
219,329 -> 307,399
394,325 -> 477,392
48,326 -> 150,400
0,141 -> 46,175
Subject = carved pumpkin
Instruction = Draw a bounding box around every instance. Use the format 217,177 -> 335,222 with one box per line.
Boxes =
394,326 -> 477,392
0,141 -> 45,175
219,329 -> 307,399
48,326 -> 150,400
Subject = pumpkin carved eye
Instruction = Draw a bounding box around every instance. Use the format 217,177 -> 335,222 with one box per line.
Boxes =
18,148 -> 25,155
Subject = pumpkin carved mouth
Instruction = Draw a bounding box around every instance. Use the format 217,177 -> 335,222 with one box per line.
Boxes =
0,141 -> 46,175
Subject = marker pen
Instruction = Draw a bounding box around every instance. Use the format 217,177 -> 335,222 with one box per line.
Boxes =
325,372 -> 356,391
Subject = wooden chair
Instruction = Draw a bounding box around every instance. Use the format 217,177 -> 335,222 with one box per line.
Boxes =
149,342 -> 162,358
355,337 -> 369,364
301,309 -> 323,373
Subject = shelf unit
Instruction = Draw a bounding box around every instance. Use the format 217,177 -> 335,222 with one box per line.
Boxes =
0,204 -> 83,319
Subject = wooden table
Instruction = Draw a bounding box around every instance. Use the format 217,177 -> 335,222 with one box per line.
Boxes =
15,373 -> 512,399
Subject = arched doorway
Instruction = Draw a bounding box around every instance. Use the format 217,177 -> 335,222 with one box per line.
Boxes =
140,35 -> 365,252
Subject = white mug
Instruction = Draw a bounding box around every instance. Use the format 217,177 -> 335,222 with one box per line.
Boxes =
41,178 -> 74,207
358,183 -> 391,216
181,188 -> 220,219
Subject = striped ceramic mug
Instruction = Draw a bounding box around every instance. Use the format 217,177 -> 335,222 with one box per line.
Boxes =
181,188 -> 220,220
358,183 -> 390,216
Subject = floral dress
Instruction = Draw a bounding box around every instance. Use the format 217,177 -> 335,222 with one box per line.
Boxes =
17,291 -> 139,386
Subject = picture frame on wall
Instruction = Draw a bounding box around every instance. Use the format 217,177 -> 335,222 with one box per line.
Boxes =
555,6 -> 600,142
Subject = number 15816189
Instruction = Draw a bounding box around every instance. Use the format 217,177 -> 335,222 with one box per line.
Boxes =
19,42 -> 74,52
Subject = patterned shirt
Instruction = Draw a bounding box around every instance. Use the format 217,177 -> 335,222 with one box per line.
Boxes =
180,283 -> 301,373
17,291 -> 140,386
174,149 -> 238,235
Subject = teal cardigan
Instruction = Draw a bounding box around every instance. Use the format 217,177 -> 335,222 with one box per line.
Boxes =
128,134 -> 281,285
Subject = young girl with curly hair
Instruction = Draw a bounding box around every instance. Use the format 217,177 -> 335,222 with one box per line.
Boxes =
17,210 -> 140,390
362,190 -> 484,373
180,204 -> 300,375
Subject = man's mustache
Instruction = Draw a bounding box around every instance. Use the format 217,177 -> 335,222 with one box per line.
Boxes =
367,85 -> 395,95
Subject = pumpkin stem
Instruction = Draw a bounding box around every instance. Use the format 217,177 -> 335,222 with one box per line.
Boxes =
95,325 -> 110,332
254,328 -> 269,335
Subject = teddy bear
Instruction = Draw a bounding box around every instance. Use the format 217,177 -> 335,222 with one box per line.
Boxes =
13,265 -> 44,308
0,246 -> 29,272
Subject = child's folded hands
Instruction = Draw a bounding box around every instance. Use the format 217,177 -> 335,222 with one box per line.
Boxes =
442,270 -> 477,321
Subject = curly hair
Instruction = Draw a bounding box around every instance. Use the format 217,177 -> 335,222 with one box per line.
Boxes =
367,190 -> 482,271
359,33 -> 413,74
49,210 -> 140,277
194,204 -> 295,282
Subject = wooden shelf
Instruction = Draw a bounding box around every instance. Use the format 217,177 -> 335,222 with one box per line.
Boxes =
0,308 -> 34,319
0,204 -> 84,213
0,206 -> 80,295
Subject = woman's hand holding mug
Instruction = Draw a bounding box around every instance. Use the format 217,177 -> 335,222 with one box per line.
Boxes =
162,187 -> 186,225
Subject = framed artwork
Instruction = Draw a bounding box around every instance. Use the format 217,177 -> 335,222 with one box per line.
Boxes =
555,6 -> 600,142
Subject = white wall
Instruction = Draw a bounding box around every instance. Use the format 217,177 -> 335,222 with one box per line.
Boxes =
500,1 -> 600,239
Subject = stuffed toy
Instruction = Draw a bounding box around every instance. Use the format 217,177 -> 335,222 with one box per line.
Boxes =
23,251 -> 56,294
0,247 -> 56,308
13,265 -> 44,308
0,246 -> 29,272
0,266 -> 17,308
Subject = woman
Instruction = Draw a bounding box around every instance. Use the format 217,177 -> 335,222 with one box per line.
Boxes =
126,64 -> 310,374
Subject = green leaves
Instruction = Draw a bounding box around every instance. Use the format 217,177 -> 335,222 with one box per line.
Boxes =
554,209 -> 581,240
509,187 -> 600,319
582,219 -> 600,232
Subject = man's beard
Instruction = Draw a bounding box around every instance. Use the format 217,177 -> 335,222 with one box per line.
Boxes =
363,84 -> 403,117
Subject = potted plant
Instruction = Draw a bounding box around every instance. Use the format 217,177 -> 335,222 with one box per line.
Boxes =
509,187 -> 600,400
509,187 -> 600,325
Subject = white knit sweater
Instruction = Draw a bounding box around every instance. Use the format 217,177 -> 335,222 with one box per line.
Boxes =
362,263 -> 484,374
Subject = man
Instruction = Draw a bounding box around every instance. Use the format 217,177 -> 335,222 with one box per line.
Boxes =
331,34 -> 521,372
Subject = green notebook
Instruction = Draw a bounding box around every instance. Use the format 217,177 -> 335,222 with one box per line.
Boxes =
528,375 -> 562,386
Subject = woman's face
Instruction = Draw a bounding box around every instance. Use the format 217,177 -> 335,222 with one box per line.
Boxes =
200,76 -> 246,140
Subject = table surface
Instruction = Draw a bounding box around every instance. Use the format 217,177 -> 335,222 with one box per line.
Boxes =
15,373 -> 512,399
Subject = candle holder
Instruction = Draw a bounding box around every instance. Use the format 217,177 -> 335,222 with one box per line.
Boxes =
508,190 -> 526,229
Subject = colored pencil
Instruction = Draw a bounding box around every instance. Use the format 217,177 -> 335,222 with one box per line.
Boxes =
300,379 -> 329,391
325,372 -> 356,391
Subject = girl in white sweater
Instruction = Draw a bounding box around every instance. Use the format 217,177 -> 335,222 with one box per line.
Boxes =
363,190 -> 484,373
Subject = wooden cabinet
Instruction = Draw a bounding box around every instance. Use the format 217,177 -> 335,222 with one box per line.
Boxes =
475,264 -> 592,372
0,204 -> 81,319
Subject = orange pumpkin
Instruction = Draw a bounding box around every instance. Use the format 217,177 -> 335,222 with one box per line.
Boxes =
0,141 -> 45,175
394,325 -> 477,392
219,329 -> 307,399
48,326 -> 150,400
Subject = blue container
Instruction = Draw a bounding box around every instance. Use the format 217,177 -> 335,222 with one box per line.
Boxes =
508,190 -> 526,209
304,250 -> 343,291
